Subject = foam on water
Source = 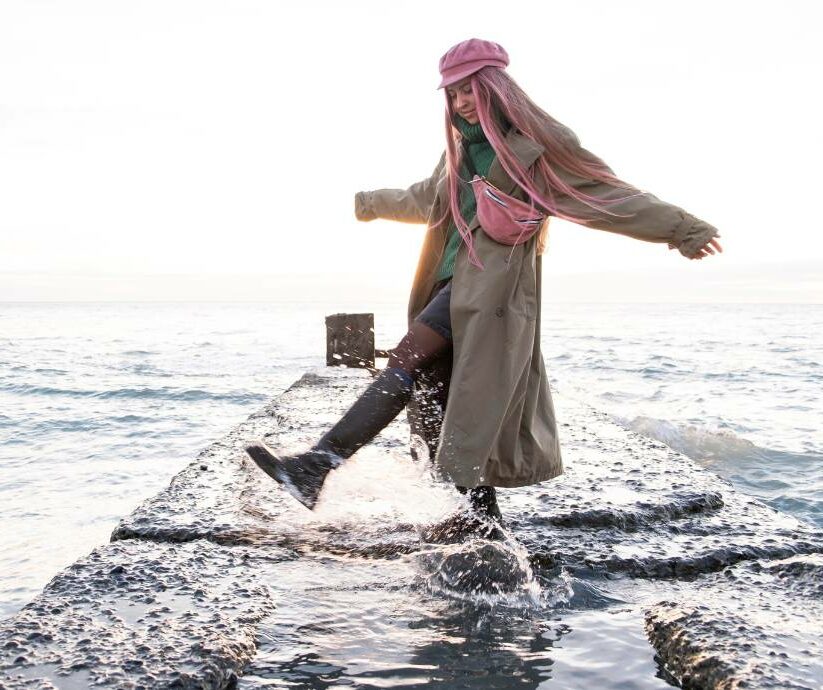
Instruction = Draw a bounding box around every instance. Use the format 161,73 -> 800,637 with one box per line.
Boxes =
615,415 -> 822,527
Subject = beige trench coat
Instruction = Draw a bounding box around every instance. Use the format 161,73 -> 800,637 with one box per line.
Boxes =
355,124 -> 719,489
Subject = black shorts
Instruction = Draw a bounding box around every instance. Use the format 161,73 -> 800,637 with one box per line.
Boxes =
414,278 -> 453,342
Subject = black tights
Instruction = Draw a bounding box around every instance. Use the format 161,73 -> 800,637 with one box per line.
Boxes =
386,322 -> 497,511
386,321 -> 451,379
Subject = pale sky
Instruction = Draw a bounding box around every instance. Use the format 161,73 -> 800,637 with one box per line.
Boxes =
1,0 -> 821,301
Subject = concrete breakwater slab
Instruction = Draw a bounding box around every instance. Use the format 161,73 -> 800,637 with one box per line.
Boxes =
513,407 -> 820,579
0,539 -> 282,688
1,366 -> 821,688
110,368 -> 424,555
645,553 -> 822,689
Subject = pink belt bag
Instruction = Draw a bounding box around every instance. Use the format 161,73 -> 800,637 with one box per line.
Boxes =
470,175 -> 547,247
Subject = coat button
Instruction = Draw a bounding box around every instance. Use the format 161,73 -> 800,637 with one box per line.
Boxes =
495,307 -> 504,317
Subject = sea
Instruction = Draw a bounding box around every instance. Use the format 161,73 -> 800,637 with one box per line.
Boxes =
0,300 -> 820,622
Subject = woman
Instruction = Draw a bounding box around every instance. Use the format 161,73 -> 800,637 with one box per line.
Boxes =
246,38 -> 722,537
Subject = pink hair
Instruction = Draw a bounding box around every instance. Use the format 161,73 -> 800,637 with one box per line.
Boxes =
436,66 -> 645,269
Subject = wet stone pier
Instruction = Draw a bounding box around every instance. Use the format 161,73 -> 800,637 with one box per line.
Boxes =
0,367 -> 820,689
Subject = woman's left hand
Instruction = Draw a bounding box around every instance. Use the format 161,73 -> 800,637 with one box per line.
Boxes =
668,237 -> 724,260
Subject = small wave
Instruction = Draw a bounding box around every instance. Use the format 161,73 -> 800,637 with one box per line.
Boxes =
614,414 -> 823,528
31,367 -> 69,376
645,354 -> 676,362
0,382 -> 267,404
27,418 -> 112,433
106,362 -> 173,377
109,414 -> 159,424
19,414 -> 163,433
638,366 -> 676,379
702,368 -> 796,381
616,415 -> 758,460
786,356 -> 821,368
577,335 -> 623,342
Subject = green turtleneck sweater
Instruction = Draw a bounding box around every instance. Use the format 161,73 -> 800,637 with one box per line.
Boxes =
435,116 -> 496,282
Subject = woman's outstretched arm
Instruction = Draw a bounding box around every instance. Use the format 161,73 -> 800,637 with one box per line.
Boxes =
355,152 -> 446,224
549,129 -> 721,260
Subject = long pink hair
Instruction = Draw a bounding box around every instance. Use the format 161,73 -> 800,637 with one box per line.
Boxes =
437,66 -> 645,269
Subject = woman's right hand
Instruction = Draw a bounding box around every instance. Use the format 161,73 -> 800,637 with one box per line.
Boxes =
669,236 -> 723,260
354,191 -> 376,221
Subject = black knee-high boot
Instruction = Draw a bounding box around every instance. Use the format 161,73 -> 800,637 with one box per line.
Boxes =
245,367 -> 414,510
421,485 -> 505,544
461,485 -> 503,524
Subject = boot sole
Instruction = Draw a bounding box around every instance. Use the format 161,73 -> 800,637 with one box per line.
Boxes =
244,442 -> 318,511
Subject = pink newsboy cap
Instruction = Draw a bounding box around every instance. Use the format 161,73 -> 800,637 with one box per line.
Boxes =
438,38 -> 509,89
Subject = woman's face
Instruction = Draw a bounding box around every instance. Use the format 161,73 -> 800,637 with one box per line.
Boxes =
447,77 -> 479,124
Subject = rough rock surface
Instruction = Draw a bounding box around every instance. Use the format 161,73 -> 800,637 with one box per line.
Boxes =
1,367 -> 820,689
0,540 -> 280,688
645,554 -> 823,689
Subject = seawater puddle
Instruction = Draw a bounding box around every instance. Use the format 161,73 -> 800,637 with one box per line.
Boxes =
236,445 -> 674,689
240,546 -> 673,689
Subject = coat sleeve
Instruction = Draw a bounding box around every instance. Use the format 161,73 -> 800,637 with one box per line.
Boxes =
354,152 -> 446,224
550,127 -> 720,259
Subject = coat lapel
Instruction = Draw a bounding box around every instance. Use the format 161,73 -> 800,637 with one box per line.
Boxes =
487,129 -> 545,192
468,129 -> 544,231
433,128 -> 545,226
